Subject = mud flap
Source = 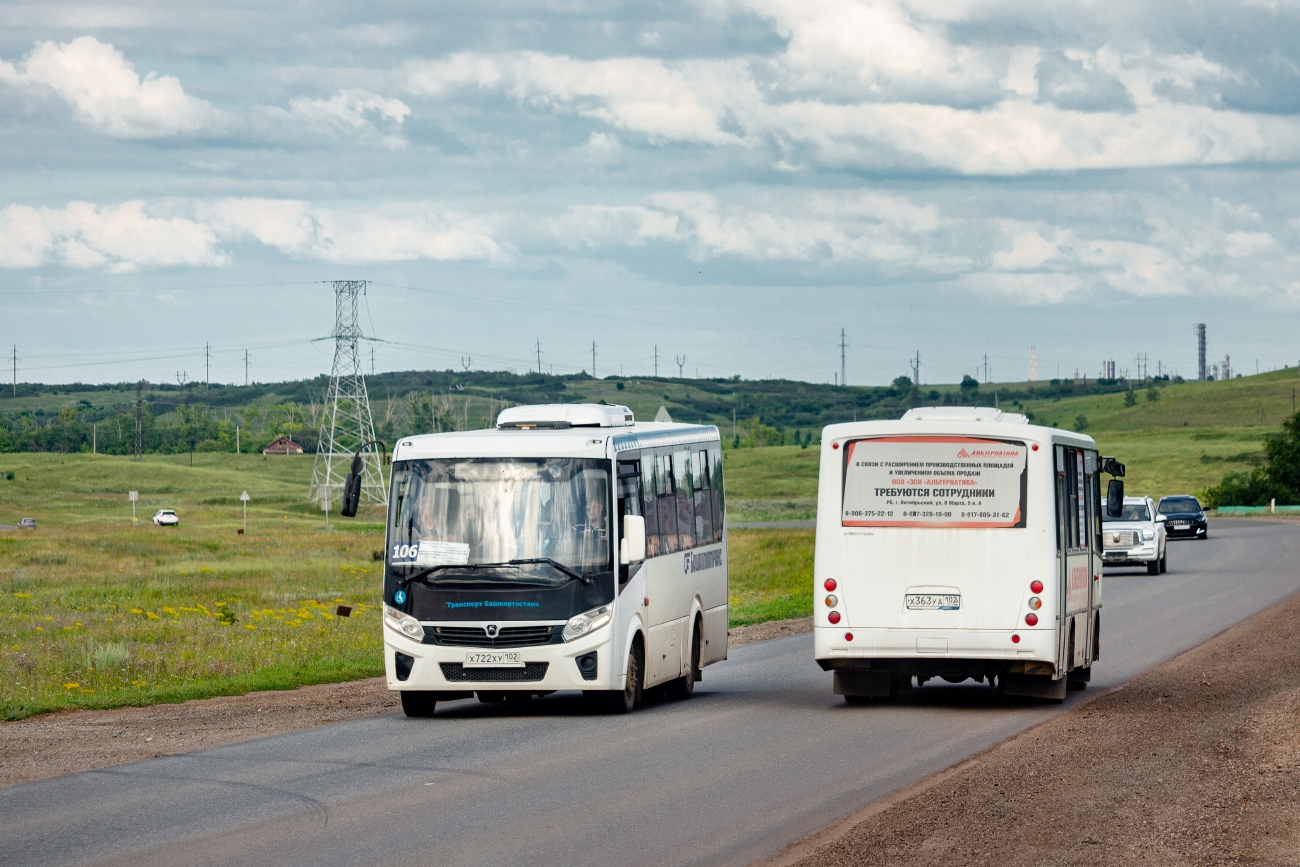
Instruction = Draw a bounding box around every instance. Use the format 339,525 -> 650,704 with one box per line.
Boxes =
1002,673 -> 1067,701
834,670 -> 892,698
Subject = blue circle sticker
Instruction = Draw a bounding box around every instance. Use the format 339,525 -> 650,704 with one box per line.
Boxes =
393,589 -> 407,605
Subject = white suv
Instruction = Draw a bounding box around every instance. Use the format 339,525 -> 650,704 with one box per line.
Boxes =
1102,495 -> 1167,575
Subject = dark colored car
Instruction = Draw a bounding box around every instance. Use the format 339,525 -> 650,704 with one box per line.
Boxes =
17,517 -> 36,529
1157,495 -> 1207,540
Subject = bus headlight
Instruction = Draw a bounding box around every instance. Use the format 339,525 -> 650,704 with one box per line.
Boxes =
384,606 -> 424,641
563,605 -> 612,643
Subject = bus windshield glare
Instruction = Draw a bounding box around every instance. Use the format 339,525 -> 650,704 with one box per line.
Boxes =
387,457 -> 612,578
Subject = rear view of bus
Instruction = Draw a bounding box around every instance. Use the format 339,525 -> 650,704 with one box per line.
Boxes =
814,407 -> 1121,702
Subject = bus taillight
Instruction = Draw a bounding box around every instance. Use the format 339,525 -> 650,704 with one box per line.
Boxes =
1030,580 -> 1043,593
828,611 -> 842,625
845,632 -> 853,641
1025,613 -> 1039,626
1028,597 -> 1042,610
824,578 -> 837,591
824,595 -> 838,608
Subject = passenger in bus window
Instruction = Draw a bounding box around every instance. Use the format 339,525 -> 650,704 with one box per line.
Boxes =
694,449 -> 713,544
675,448 -> 696,549
658,452 -> 680,553
641,455 -> 662,557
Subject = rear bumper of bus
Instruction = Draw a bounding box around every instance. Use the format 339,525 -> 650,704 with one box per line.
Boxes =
814,626 -> 1059,677
383,625 -> 620,693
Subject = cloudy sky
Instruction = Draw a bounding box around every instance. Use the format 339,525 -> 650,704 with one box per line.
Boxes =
2,0 -> 1299,387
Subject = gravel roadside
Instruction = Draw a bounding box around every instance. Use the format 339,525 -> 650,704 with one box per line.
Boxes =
0,615 -> 812,788
772,591 -> 1300,867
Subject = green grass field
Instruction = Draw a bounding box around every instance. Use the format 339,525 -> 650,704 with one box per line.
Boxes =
0,451 -> 814,720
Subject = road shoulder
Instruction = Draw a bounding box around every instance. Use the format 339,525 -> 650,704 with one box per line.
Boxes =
767,590 -> 1300,867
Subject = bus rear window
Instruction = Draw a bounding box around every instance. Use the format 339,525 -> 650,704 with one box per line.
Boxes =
841,436 -> 1028,528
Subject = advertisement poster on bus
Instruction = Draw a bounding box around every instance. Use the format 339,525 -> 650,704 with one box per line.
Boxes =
841,436 -> 1028,528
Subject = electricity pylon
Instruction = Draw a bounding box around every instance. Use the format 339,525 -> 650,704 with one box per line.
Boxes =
309,281 -> 387,508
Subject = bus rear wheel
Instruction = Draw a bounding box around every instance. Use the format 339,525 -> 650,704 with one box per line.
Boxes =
400,690 -> 438,718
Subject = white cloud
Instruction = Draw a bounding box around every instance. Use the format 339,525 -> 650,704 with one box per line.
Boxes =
0,37 -> 218,137
280,88 -> 411,147
992,230 -> 1060,270
0,198 -> 505,271
405,51 -> 752,145
199,199 -> 506,264
0,201 -> 225,271
1224,230 -> 1277,257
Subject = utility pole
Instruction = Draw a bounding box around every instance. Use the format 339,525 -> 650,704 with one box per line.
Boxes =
134,380 -> 143,462
370,346 -> 376,376
983,353 -> 989,384
10,345 -> 15,396
910,352 -> 921,387
460,356 -> 471,372
535,340 -> 542,374
592,341 -> 597,378
839,328 -> 848,387
654,345 -> 660,378
309,280 -> 387,509
204,342 -> 211,387
176,371 -> 187,386
675,354 -> 686,378
244,349 -> 250,387
1195,323 -> 1207,381
1030,346 -> 1037,382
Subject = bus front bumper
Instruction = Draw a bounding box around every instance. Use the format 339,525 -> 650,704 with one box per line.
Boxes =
383,626 -> 618,693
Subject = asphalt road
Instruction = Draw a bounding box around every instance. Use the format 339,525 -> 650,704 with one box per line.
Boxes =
4,520 -> 1299,867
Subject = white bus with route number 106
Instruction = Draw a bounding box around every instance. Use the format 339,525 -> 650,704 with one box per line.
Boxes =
813,407 -> 1126,702
339,403 -> 729,717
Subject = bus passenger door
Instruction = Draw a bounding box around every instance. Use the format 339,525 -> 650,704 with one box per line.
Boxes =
1055,446 -> 1092,673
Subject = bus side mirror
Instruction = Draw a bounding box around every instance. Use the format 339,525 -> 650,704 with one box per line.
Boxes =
340,452 -> 364,518
340,471 -> 362,518
1106,479 -> 1124,518
620,514 -> 646,564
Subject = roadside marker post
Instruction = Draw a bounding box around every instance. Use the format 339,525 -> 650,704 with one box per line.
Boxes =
240,490 -> 250,533
128,490 -> 138,524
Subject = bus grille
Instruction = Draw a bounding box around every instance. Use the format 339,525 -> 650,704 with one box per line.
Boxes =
439,662 -> 549,682
1104,530 -> 1139,548
427,625 -> 557,648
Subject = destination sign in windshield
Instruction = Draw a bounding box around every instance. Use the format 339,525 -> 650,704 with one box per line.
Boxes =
841,436 -> 1028,528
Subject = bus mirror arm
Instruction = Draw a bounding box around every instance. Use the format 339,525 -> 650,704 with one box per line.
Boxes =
1101,456 -> 1126,477
340,439 -> 388,518
621,515 -> 646,564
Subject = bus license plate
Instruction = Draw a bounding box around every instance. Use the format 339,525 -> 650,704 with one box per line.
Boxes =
464,651 -> 524,668
906,594 -> 960,611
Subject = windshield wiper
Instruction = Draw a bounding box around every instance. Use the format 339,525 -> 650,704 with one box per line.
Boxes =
396,559 -> 593,588
504,558 -> 594,585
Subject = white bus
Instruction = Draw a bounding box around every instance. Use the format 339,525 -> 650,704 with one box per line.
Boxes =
342,403 -> 729,717
813,407 -> 1125,702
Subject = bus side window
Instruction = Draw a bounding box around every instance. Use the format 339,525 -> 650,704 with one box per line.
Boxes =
617,460 -> 642,586
657,451 -> 680,554
641,454 -> 661,557
1074,450 -> 1088,549
693,449 -> 713,545
710,443 -> 725,542
674,447 -> 697,549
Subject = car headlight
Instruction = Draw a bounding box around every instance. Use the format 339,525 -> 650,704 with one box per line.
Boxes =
384,605 -> 424,641
563,605 -> 612,643
1142,530 -> 1155,540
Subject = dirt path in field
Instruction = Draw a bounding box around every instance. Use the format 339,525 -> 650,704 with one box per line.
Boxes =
0,616 -> 812,787
772,591 -> 1300,867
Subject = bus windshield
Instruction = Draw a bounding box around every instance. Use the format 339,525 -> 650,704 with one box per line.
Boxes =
387,457 -> 612,578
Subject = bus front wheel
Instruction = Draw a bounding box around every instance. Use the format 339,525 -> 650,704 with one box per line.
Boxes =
589,641 -> 643,714
400,690 -> 438,718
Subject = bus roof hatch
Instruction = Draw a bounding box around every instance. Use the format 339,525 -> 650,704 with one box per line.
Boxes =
497,403 -> 635,429
901,407 -> 1029,424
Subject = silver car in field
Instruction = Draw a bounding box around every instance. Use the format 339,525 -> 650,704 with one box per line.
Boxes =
1102,495 -> 1167,574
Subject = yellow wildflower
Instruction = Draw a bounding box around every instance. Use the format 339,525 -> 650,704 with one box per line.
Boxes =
64,682 -> 79,689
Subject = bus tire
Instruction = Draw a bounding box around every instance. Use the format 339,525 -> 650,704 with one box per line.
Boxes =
667,616 -> 702,700
1067,665 -> 1090,691
400,690 -> 438,718
593,639 -> 643,714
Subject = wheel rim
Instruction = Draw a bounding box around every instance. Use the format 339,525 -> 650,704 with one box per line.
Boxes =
625,650 -> 639,705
